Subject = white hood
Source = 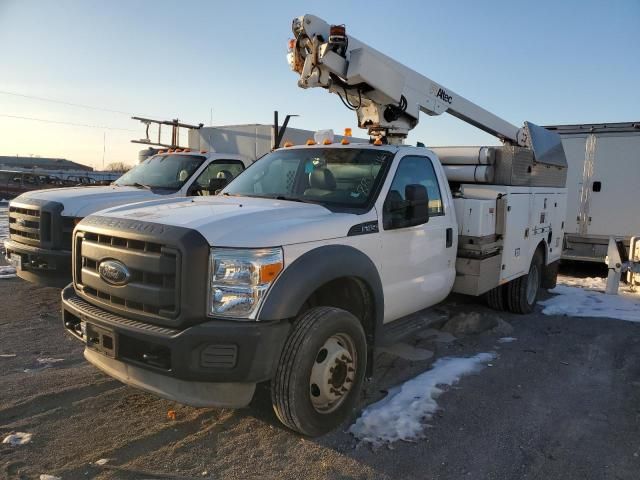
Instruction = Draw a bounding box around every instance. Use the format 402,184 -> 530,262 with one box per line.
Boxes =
92,196 -> 369,247
14,186 -> 169,217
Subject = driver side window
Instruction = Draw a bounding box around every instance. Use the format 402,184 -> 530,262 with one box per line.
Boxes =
191,160 -> 244,195
383,155 -> 444,229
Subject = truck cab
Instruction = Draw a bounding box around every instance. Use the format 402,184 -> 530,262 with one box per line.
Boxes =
61,141 -> 565,436
5,151 -> 249,287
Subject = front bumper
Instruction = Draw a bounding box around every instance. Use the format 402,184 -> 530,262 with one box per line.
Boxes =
61,285 -> 291,407
4,239 -> 71,288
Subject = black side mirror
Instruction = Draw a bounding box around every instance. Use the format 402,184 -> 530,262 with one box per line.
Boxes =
384,184 -> 429,229
208,177 -> 229,194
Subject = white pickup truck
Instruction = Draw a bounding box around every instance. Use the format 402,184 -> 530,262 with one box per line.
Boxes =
62,140 -> 567,436
5,150 -> 248,287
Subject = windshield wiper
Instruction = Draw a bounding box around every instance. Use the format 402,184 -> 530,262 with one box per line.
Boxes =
130,182 -> 153,190
268,195 -> 309,203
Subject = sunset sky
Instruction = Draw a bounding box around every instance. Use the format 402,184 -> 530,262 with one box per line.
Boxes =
1,0 -> 638,169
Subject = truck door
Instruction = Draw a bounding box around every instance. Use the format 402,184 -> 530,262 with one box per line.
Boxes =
376,154 -> 457,322
187,160 -> 246,196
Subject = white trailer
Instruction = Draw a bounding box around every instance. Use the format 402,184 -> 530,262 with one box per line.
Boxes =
542,122 -> 640,262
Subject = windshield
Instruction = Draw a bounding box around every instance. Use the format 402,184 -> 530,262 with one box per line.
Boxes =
222,148 -> 393,210
115,154 -> 205,190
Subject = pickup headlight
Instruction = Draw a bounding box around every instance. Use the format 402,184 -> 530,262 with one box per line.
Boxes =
207,247 -> 284,319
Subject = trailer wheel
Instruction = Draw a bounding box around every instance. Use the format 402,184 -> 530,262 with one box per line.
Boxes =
506,250 -> 543,314
485,284 -> 506,311
271,307 -> 366,436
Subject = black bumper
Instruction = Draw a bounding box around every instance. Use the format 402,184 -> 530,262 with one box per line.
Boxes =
61,284 -> 290,384
4,239 -> 71,288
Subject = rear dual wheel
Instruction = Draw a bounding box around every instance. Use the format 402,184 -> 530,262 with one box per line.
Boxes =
271,307 -> 366,437
485,250 -> 543,314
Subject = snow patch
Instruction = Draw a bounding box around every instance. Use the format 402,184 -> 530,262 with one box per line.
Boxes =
37,357 -> 65,364
541,276 -> 640,322
94,458 -> 109,465
40,475 -> 62,480
349,352 -> 496,445
3,432 -> 33,445
498,337 -> 517,343
0,265 -> 17,279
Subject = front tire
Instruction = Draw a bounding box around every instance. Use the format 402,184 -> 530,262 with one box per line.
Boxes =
271,307 -> 367,436
506,249 -> 543,314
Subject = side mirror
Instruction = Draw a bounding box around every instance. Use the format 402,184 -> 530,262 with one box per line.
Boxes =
384,184 -> 429,229
405,184 -> 429,225
208,177 -> 229,194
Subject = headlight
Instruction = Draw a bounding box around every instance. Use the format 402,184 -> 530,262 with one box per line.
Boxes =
207,247 -> 283,319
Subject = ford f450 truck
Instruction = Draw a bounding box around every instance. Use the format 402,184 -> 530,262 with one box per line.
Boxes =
5,151 -> 249,287
61,15 -> 568,436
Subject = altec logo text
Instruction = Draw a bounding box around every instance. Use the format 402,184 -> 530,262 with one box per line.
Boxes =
436,88 -> 453,104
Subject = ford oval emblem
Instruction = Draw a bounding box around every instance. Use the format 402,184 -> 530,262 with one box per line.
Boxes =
98,259 -> 131,286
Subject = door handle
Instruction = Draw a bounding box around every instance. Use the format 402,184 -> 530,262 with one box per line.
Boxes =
446,228 -> 453,248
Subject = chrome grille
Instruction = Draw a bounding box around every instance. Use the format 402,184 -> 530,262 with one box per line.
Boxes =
9,205 -> 42,246
76,231 -> 180,322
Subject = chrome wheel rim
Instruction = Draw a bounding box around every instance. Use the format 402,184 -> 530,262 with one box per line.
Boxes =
526,263 -> 540,304
309,333 -> 357,414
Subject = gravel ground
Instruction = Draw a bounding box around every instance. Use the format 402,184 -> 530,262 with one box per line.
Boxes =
1,264 -> 639,480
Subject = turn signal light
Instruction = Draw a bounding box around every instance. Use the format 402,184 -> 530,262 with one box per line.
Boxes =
306,139 -> 316,146
260,262 -> 283,283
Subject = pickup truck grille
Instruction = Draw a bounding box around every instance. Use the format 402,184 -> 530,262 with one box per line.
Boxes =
75,231 -> 180,322
9,205 -> 45,246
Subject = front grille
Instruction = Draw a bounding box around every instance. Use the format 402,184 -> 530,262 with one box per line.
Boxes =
9,205 -> 42,246
76,230 -> 180,323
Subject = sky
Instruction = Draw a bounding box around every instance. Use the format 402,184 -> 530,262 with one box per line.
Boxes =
0,0 -> 638,169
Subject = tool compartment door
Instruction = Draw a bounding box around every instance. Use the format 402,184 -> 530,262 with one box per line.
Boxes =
500,193 -> 532,282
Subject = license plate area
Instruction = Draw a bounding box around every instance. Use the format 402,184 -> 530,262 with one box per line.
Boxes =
85,323 -> 117,358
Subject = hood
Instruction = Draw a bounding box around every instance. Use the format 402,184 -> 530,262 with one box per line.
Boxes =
13,186 -> 168,217
89,196 -> 372,247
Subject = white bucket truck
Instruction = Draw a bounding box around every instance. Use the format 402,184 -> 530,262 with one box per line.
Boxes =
62,15 -> 567,436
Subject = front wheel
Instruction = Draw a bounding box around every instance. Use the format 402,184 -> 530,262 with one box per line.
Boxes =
271,307 -> 367,436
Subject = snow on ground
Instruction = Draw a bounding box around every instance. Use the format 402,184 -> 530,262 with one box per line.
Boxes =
540,275 -> 640,322
349,352 -> 496,445
498,337 -> 517,343
3,432 -> 33,446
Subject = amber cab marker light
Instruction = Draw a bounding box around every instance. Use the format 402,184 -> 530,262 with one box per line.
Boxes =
158,149 -> 165,154
323,138 -> 332,145
344,128 -> 352,137
341,138 -> 350,145
373,138 -> 383,146
283,141 -> 294,148
306,139 -> 316,146
200,150 -> 208,154
183,148 -> 190,153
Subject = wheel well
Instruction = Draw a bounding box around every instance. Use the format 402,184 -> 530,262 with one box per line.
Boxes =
301,277 -> 376,345
535,240 -> 547,265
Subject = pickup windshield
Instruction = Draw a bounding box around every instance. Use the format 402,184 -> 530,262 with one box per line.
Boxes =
223,148 -> 393,210
115,154 -> 205,190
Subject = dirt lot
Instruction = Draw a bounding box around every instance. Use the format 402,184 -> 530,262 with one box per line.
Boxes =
1,266 -> 640,480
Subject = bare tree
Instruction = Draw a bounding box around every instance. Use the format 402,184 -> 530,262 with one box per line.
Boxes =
104,161 -> 133,172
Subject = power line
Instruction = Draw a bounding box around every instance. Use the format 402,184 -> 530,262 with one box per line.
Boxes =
0,113 -> 138,132
0,89 -> 131,115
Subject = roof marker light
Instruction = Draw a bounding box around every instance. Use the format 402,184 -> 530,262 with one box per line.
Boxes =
283,141 -> 294,147
344,128 -> 352,137
306,139 -> 316,146
373,138 -> 383,146
200,150 -> 208,154
322,138 -> 332,145
341,138 -> 350,145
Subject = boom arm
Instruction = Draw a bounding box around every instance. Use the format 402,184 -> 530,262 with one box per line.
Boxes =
288,15 -> 528,146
